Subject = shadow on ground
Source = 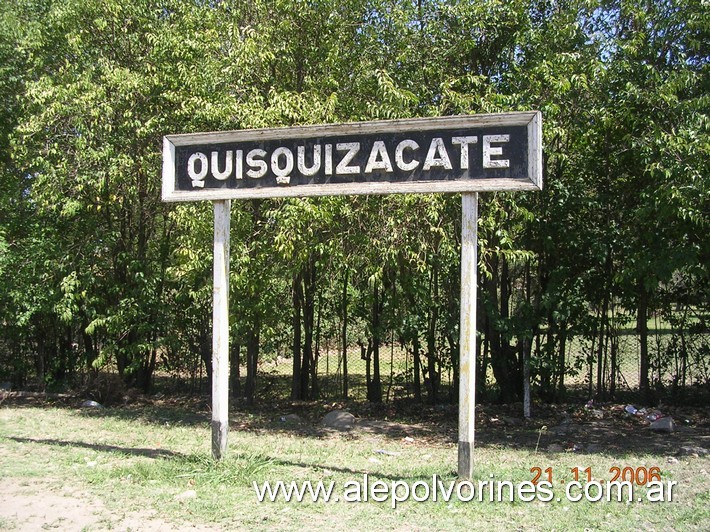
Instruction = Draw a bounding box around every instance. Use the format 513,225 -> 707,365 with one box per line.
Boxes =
2,434 -> 441,482
7,436 -> 182,459
2,391 -> 708,460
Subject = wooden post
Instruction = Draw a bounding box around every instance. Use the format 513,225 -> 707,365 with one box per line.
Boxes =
458,192 -> 478,479
212,199 -> 230,460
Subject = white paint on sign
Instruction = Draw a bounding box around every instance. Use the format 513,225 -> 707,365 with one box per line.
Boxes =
246,149 -> 267,178
336,143 -> 361,174
271,147 -> 294,184
298,145 -> 322,176
482,135 -> 510,168
452,136 -> 478,169
365,141 -> 394,173
394,139 -> 420,171
187,152 -> 208,187
324,143 -> 333,175
211,151 -> 233,181
183,135 -> 515,187
235,149 -> 243,179
163,112 -> 543,201
422,137 -> 453,171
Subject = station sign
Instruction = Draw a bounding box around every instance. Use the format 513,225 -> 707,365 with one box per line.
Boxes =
162,112 -> 541,201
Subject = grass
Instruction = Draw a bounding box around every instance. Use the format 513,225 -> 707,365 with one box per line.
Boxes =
1,400 -> 709,531
0,517 -> 17,530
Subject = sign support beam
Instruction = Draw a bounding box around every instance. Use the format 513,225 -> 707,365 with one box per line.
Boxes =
162,112 -> 542,470
458,192 -> 478,479
211,199 -> 230,460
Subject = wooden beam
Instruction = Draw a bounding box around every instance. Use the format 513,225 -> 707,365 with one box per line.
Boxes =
166,112 -> 540,146
212,199 -> 230,460
458,192 -> 478,479
162,178 -> 538,202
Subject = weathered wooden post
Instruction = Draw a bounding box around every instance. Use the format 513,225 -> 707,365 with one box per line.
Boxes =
458,192 -> 478,479
212,199 -> 230,459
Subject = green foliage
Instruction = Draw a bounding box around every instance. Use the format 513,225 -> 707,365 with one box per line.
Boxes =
0,0 -> 706,401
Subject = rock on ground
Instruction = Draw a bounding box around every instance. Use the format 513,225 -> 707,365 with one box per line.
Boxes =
279,413 -> 303,425
649,416 -> 675,433
321,410 -> 356,431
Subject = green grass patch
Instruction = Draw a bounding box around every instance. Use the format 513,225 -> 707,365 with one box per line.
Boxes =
1,402 -> 708,530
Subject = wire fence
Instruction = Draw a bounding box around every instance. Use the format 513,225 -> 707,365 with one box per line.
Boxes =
563,326 -> 710,401
257,325 -> 709,405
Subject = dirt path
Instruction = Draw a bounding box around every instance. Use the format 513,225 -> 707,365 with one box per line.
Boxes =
0,478 -> 218,532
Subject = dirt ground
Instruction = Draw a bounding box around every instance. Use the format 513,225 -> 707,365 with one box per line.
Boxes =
241,397 -> 710,458
0,477 -> 219,531
1,392 -> 708,530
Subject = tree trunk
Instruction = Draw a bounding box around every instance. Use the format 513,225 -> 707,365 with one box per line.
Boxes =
522,338 -> 531,418
360,341 -> 371,399
588,317 -> 597,398
478,312 -> 489,401
230,342 -> 241,399
301,256 -> 317,400
116,350 -> 128,379
199,328 -> 212,389
609,332 -> 617,398
412,334 -> 422,402
135,345 -> 156,394
447,332 -> 459,403
310,273 -> 321,399
341,269 -> 349,399
556,324 -> 567,400
245,322 -> 260,406
291,272 -> 302,400
637,285 -> 650,402
369,283 -> 382,403
596,244 -> 613,401
426,264 -> 439,404
543,305 -> 556,398
596,292 -> 608,401
680,305 -> 688,391
485,254 -> 520,402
